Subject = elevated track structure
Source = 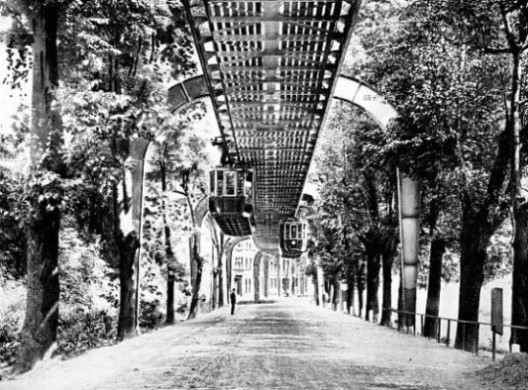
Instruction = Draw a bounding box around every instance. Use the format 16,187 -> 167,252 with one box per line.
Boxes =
178,0 -> 419,323
182,0 -> 361,253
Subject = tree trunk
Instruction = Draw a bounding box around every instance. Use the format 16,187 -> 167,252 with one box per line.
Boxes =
423,238 -> 445,338
254,253 -> 261,302
166,273 -> 175,324
380,253 -> 394,326
16,4 -> 62,373
189,237 -> 196,293
264,255 -> 269,298
332,276 -> 340,311
117,139 -> 149,337
211,237 -> 217,310
397,280 -> 404,331
277,255 -> 281,296
218,234 -> 224,307
511,201 -> 528,352
316,264 -> 324,307
366,249 -> 380,322
187,256 -> 203,319
346,261 -> 355,315
211,268 -> 218,311
357,260 -> 365,317
313,271 -> 320,306
16,204 -> 60,373
291,262 -> 296,296
188,235 -> 203,319
509,30 -> 527,352
452,121 -> 510,351
161,162 -> 176,325
226,247 -> 232,303
454,218 -> 487,352
117,233 -> 140,340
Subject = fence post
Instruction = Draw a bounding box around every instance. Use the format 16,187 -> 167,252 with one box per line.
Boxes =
509,327 -> 514,354
437,318 -> 441,343
475,323 -> 480,356
420,314 -> 424,336
492,329 -> 496,361
446,319 -> 451,346
462,322 -> 466,350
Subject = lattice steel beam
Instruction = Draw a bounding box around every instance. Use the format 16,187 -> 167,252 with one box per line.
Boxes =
183,0 -> 361,237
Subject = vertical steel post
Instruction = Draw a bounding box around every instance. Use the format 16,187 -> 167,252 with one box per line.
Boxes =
446,320 -> 451,346
129,139 -> 150,333
492,331 -> 496,361
397,170 -> 420,329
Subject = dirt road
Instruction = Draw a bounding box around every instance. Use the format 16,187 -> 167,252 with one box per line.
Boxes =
2,299 -> 498,390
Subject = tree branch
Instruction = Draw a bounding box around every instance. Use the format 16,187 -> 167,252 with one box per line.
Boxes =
483,46 -> 513,54
499,1 -> 520,53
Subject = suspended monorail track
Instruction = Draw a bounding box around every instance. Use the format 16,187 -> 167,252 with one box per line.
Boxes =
183,0 -> 361,252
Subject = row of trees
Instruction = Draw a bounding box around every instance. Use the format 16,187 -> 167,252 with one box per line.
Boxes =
0,0 -> 230,373
308,0 -> 528,353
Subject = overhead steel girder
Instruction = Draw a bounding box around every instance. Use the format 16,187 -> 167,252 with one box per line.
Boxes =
207,33 -> 342,42
180,0 -> 361,255
208,16 -> 345,23
215,65 -> 336,73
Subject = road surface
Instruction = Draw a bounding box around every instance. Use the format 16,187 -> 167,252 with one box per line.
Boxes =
3,299 -> 499,390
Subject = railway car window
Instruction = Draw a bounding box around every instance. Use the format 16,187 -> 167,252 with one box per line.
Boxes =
225,172 -> 236,196
216,170 -> 224,196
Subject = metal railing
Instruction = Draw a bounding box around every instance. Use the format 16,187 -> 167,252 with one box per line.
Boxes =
388,308 -> 528,360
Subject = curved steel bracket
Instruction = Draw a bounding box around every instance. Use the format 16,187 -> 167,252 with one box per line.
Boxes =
331,75 -> 419,324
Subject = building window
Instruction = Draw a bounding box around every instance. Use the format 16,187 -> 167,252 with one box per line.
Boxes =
245,278 -> 251,294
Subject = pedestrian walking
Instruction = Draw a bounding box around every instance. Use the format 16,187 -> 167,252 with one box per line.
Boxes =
230,288 -> 237,315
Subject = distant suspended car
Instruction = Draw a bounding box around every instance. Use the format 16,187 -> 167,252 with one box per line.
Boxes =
279,219 -> 306,258
209,167 -> 255,236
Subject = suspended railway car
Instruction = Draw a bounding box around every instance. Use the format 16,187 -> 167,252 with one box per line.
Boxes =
279,219 -> 307,258
209,167 -> 255,236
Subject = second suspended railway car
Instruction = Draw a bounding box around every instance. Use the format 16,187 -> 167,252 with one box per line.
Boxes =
279,219 -> 306,258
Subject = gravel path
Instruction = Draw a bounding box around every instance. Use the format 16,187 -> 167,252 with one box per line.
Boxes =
2,299 -> 503,390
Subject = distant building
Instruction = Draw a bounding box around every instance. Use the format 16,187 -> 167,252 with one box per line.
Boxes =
232,239 -> 257,298
231,238 -> 309,301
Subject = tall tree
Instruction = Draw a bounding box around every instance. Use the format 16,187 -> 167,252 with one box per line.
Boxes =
310,101 -> 397,322
58,0 -> 196,339
12,0 -> 64,372
355,0 -> 512,351
489,1 -> 528,353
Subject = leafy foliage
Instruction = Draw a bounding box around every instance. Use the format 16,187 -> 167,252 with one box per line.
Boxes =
0,0 -> 204,367
0,280 -> 24,367
308,101 -> 396,299
349,0 -> 516,284
0,169 -> 26,279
